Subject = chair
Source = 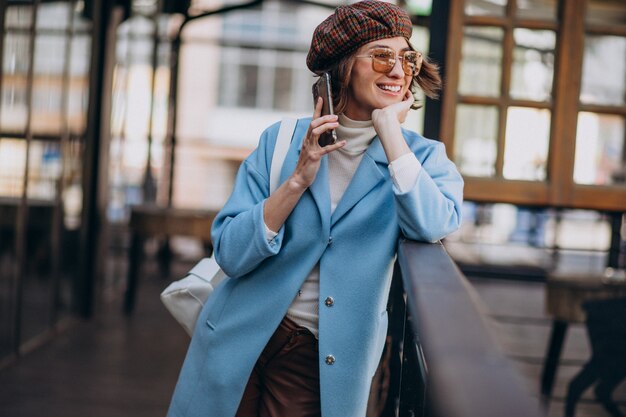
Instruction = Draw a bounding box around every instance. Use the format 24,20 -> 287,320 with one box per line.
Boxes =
565,297 -> 626,417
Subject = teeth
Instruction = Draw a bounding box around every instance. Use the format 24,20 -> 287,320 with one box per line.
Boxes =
379,85 -> 401,92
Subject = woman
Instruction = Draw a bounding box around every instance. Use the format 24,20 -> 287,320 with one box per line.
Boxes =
167,1 -> 463,416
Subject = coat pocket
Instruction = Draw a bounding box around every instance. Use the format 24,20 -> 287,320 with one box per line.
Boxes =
202,278 -> 235,331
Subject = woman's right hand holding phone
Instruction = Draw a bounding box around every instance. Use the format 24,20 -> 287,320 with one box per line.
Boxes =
289,97 -> 346,191
263,98 -> 345,233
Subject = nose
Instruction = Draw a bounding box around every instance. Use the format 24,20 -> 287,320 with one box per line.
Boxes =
387,57 -> 405,78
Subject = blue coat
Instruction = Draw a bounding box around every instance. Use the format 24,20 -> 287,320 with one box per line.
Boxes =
167,118 -> 463,417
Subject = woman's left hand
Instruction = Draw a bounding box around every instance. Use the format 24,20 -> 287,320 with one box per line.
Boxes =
372,90 -> 413,131
371,90 -> 414,162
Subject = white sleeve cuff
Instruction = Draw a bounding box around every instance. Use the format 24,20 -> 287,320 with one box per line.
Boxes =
389,153 -> 422,193
264,222 -> 279,242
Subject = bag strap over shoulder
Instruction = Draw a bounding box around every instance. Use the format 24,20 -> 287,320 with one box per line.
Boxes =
270,118 -> 297,193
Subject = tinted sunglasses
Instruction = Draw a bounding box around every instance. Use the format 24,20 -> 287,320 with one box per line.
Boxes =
355,47 -> 423,76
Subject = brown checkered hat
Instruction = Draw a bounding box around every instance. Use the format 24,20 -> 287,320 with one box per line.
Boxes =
306,0 -> 413,73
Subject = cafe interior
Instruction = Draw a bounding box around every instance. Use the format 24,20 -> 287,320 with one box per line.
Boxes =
0,1 -> 625,416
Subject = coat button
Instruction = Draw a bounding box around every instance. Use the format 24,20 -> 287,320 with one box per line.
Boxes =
328,236 -> 333,245
324,296 -> 334,307
325,355 -> 335,365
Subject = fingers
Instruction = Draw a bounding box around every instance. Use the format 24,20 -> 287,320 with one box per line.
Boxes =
401,91 -> 414,109
319,140 -> 346,155
308,98 -> 337,132
310,118 -> 339,139
312,97 -> 323,119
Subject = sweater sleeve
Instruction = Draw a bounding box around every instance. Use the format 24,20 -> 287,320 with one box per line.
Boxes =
388,152 -> 422,193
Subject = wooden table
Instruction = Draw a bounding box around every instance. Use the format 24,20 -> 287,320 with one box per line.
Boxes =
540,269 -> 626,399
124,205 -> 217,314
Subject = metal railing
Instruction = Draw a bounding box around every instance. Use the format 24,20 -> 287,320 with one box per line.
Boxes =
385,240 -> 545,417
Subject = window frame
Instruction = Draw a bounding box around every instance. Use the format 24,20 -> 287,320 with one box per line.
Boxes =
441,0 -> 626,211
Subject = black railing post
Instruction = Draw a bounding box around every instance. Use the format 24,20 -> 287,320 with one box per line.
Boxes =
384,260 -> 430,417
399,318 -> 427,417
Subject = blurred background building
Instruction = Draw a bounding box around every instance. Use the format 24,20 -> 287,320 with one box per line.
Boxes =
0,0 -> 624,416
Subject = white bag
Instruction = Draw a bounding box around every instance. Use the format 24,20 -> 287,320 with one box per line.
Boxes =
160,118 -> 298,336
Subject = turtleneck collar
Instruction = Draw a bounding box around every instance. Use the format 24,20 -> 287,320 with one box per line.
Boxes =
334,114 -> 377,156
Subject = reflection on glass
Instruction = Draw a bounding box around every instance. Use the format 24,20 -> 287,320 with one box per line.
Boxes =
218,49 -> 236,107
151,66 -> 170,142
574,112 -> 625,186
580,36 -> 626,106
586,0 -> 626,26
239,64 -> 259,108
510,29 -> 555,101
125,65 -> 153,140
27,141 -> 61,200
516,0 -> 556,20
459,26 -> 503,97
454,105 -> 498,177
464,0 -> 506,16
68,34 -> 91,133
36,2 -> 71,30
1,33 -> 31,133
0,139 -> 27,198
111,66 -> 128,138
33,34 -> 67,136
503,107 -> 550,180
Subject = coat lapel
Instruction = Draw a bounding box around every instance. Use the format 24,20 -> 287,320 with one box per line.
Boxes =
304,149 -> 331,233
330,137 -> 387,226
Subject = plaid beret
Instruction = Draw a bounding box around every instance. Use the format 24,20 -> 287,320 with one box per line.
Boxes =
307,0 -> 413,73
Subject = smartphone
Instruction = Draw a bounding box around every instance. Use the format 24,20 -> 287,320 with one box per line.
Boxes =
312,73 -> 338,147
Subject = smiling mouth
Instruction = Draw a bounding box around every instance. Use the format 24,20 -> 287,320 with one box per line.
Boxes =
377,84 -> 402,93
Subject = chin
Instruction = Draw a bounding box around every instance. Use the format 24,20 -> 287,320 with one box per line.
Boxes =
377,97 -> 401,108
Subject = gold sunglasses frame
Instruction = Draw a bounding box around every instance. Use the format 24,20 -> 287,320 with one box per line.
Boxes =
355,48 -> 424,76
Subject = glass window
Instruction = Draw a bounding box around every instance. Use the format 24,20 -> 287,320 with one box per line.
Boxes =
1,33 -> 32,134
510,29 -> 555,101
574,112 -> 625,186
273,66 -> 292,111
27,141 -> 61,200
464,0 -> 506,17
5,5 -> 33,29
221,2 -> 300,47
36,2 -> 72,30
580,35 -> 626,106
0,139 -> 27,197
239,63 -> 259,108
459,26 -> 504,97
503,107 -> 551,181
454,104 -> 499,177
218,48 -> 238,107
33,34 -> 68,136
68,34 -> 91,134
515,0 -> 556,20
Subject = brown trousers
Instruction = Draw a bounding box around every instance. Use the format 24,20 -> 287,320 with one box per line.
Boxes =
235,316 -> 321,417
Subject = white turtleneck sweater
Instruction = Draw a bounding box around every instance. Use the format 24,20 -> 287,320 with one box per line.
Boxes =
266,114 -> 422,337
